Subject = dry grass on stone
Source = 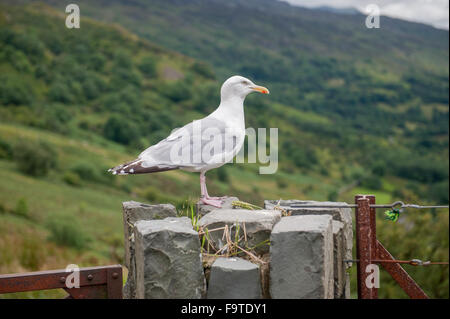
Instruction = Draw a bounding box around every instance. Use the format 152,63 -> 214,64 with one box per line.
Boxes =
198,221 -> 270,290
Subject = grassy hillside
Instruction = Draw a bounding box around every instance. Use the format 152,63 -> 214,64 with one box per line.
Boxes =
0,2 -> 448,298
22,0 -> 449,205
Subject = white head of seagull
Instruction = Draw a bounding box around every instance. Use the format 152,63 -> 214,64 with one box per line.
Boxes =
220,75 -> 269,101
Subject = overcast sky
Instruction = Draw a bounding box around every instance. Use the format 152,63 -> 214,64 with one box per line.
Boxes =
280,0 -> 449,30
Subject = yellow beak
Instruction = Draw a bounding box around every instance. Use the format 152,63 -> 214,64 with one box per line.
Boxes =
251,85 -> 270,94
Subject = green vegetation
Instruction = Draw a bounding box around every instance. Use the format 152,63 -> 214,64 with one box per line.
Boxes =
13,140 -> 58,177
0,1 -> 448,298
46,215 -> 91,250
50,0 -> 448,199
13,198 -> 29,219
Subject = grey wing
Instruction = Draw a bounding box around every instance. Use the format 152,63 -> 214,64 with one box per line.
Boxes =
138,117 -> 240,169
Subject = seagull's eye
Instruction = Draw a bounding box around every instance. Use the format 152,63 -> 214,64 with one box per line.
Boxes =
241,80 -> 250,85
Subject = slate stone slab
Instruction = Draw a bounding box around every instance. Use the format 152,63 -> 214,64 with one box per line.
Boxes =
122,201 -> 177,299
196,196 -> 239,217
270,215 -> 334,299
207,257 -> 261,299
265,199 -> 352,261
332,220 -> 349,299
134,217 -> 206,299
199,209 -> 281,254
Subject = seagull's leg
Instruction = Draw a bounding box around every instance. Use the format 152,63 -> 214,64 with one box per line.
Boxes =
202,173 -> 227,200
201,172 -> 227,200
199,172 -> 222,207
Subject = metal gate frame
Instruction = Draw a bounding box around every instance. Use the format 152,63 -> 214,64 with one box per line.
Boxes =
0,264 -> 122,299
355,195 -> 428,299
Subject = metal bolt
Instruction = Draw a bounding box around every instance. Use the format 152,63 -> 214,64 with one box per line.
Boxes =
60,277 -> 66,283
112,272 -> 119,279
87,274 -> 93,281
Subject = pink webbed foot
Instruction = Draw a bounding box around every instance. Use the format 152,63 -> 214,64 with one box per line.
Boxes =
200,197 -> 223,208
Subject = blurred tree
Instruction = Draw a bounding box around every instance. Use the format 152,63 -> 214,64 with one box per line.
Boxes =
48,81 -> 73,104
13,140 -> 58,177
191,62 -> 215,79
103,115 -> 139,145
0,75 -> 34,106
138,55 -> 157,78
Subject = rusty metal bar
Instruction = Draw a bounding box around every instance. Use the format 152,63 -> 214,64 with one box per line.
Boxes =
377,242 -> 429,299
355,196 -> 377,299
354,194 -> 431,299
64,285 -> 108,299
367,195 -> 379,298
0,265 -> 122,299
354,195 -> 362,298
106,266 -> 123,299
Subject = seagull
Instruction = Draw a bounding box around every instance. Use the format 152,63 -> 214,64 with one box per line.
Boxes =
108,75 -> 269,207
